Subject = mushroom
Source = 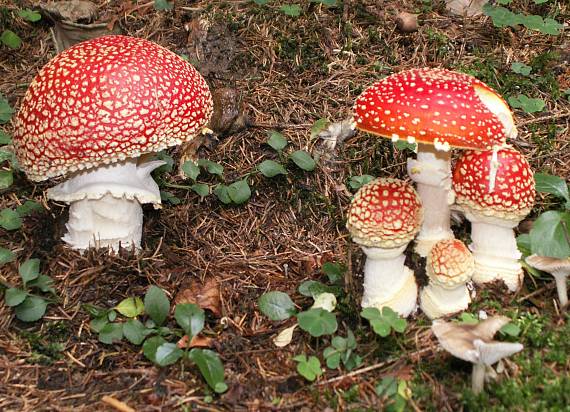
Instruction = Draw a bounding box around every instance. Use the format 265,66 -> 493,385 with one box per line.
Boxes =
452,148 -> 535,291
432,316 -> 524,394
420,239 -> 474,319
353,68 -> 515,256
525,255 -> 570,307
13,35 -> 213,251
346,178 -> 423,317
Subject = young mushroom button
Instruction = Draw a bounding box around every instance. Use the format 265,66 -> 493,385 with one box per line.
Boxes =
420,239 -> 474,319
347,178 -> 423,317
353,68 -> 515,256
453,148 -> 535,292
13,35 -> 213,251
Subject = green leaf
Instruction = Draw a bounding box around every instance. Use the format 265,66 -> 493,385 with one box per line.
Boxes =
154,0 -> 173,11
143,337 -> 183,366
348,175 -> 375,190
267,131 -> 288,151
18,9 -> 42,22
508,95 -> 545,113
376,376 -> 399,397
511,62 -> 532,76
258,160 -> 288,177
181,161 -> 200,181
115,297 -> 145,318
529,211 -> 570,259
14,296 -> 48,322
191,183 -> 210,198
361,307 -> 406,337
310,118 -> 329,139
293,354 -> 322,381
458,312 -> 480,325
394,140 -> 417,151
290,150 -> 316,171
160,191 -> 181,205
198,159 -> 224,176
90,316 -> 109,333
108,310 -> 117,322
500,322 -> 521,337
174,303 -> 205,339
227,180 -> 251,204
123,319 -> 150,345
213,184 -> 232,204
0,170 -> 12,189
19,258 -> 40,286
253,0 -> 270,4
98,323 -> 124,344
0,208 -> 22,230
5,288 -> 27,306
15,200 -> 44,217
0,247 -> 15,265
323,347 -> 341,369
311,0 -> 337,6
0,96 -> 14,124
517,233 -> 532,257
0,131 -> 11,144
83,303 -> 108,318
0,30 -> 22,49
533,0 -> 549,3
153,151 -> 174,174
298,280 -> 340,298
144,286 -> 170,326
280,4 -> 302,16
297,308 -> 338,337
27,275 -> 56,294
534,173 -> 570,208
331,335 -> 348,351
258,291 -> 296,320
189,348 -> 228,393
322,262 -> 345,284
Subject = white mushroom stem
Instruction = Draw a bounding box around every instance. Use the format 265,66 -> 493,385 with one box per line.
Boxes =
420,283 -> 471,320
467,212 -> 523,291
552,271 -> 568,307
472,362 -> 486,394
360,244 -> 418,317
407,143 -> 455,256
47,158 -> 165,251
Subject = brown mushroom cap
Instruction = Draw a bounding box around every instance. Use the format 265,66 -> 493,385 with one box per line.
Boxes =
427,239 -> 474,287
346,178 -> 423,248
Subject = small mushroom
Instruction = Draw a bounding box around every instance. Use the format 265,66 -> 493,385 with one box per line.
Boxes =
395,12 -> 419,33
353,68 -> 515,256
453,148 -> 535,291
13,35 -> 213,251
346,178 -> 423,317
432,316 -> 524,394
525,255 -> 570,307
420,239 -> 474,319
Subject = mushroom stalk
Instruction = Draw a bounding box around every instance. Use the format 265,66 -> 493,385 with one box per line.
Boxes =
47,158 -> 164,251
407,143 -> 454,256
552,271 -> 568,307
420,283 -> 471,320
471,362 -> 486,394
468,213 -> 522,291
361,245 -> 417,317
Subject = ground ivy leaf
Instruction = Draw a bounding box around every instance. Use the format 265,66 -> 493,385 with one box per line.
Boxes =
115,297 -> 145,318
98,323 -> 124,344
298,280 -> 338,298
348,175 -> 375,190
258,160 -> 287,177
14,296 -> 48,322
323,348 -> 341,369
27,275 -> 56,294
160,190 -> 181,205
534,173 -> 570,207
144,286 -> 170,326
191,183 -> 209,198
322,262 -> 344,284
0,130 -> 11,144
500,322 -> 521,337
293,354 -> 322,381
310,118 -> 329,139
19,258 -> 40,286
0,247 -> 15,265
123,319 -> 148,345
0,208 -> 22,230
189,348 -> 228,393
0,95 -> 14,123
511,62 -> 532,76
227,180 -> 251,204
280,4 -> 301,16
267,130 -> 287,151
289,150 -> 316,171
155,342 -> 183,366
0,30 -> 22,49
197,159 -> 224,176
508,94 -> 545,113
15,200 -> 44,217
529,211 -> 570,259
174,303 -> 205,339
5,288 -> 27,306
297,308 -> 338,337
181,160 -> 200,180
258,291 -> 296,320
214,185 -> 232,204
18,9 -> 42,22
0,170 -> 13,189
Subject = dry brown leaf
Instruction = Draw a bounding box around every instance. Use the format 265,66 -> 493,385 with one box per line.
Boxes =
177,334 -> 214,349
175,278 -> 222,317
445,0 -> 488,16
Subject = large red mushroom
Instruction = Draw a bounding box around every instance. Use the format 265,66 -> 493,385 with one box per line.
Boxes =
453,148 -> 535,291
353,68 -> 515,256
13,35 -> 213,251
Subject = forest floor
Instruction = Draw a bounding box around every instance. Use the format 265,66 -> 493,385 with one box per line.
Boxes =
0,0 -> 569,411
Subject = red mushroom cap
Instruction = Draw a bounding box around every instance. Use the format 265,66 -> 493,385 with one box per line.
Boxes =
14,35 -> 213,181
353,68 -> 513,151
347,178 -> 423,248
427,239 -> 474,287
452,148 -> 535,221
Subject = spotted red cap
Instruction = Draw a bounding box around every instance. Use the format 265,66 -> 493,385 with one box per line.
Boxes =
427,239 -> 474,287
347,178 -> 423,248
453,148 -> 535,220
13,35 -> 213,181
353,68 -> 513,151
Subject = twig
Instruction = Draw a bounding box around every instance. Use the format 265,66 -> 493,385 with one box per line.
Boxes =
101,396 -> 135,412
518,112 -> 570,126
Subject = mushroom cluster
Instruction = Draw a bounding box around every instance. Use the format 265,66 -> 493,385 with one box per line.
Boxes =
13,35 -> 213,251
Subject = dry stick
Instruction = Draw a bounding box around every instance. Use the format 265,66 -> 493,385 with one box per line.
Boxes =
316,346 -> 437,386
518,111 -> 570,126
101,396 -> 135,412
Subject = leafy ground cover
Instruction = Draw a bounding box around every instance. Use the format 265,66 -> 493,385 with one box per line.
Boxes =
0,0 -> 569,410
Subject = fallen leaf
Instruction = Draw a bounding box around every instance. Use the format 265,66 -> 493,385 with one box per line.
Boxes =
273,324 -> 298,347
177,334 -> 214,349
445,0 -> 488,17
175,278 -> 222,317
311,293 -> 337,312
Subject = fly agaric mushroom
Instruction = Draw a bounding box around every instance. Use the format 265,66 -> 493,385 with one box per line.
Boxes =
432,316 -> 523,394
13,35 -> 213,251
346,178 -> 423,317
353,68 -> 515,256
525,255 -> 570,307
453,148 -> 535,292
420,239 -> 474,319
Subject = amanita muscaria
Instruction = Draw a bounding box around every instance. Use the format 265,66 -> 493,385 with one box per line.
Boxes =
13,35 -> 213,251
346,178 -> 423,317
353,68 -> 515,256
453,148 -> 535,291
